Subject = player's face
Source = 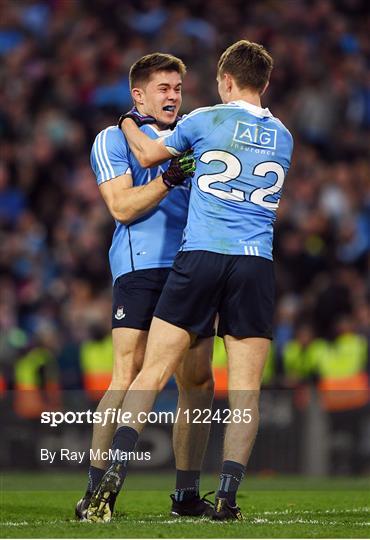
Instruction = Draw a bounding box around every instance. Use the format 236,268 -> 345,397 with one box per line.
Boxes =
140,71 -> 182,127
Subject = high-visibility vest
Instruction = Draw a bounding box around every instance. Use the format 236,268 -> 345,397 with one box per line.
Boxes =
317,333 -> 368,411
80,335 -> 113,400
14,347 -> 60,417
212,337 -> 275,397
283,339 -> 328,380
1,328 -> 28,396
262,346 -> 275,385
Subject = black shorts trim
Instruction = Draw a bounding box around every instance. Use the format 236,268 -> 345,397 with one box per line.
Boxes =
154,315 -> 216,338
112,268 -> 171,330
154,251 -> 275,339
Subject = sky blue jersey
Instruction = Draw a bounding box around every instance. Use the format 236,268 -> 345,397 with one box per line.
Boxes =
164,100 -> 293,260
91,125 -> 190,283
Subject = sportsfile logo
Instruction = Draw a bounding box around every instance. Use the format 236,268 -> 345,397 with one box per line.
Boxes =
233,121 -> 277,150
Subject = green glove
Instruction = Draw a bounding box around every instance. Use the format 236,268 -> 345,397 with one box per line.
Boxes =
162,150 -> 196,189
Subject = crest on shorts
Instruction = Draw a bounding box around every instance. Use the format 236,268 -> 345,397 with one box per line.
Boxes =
114,306 -> 126,320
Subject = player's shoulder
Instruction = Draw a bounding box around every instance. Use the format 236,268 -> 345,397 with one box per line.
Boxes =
179,103 -> 239,123
270,116 -> 294,147
91,125 -> 129,161
231,100 -> 294,152
93,125 -> 125,146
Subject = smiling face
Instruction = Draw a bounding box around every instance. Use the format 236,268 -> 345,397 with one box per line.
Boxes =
132,70 -> 182,128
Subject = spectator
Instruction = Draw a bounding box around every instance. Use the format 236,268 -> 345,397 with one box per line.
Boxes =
0,0 -> 368,393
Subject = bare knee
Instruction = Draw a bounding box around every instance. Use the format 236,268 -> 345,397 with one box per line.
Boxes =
109,328 -> 147,390
131,368 -> 165,392
109,351 -> 140,391
108,378 -> 135,392
177,370 -> 215,394
228,388 -> 261,410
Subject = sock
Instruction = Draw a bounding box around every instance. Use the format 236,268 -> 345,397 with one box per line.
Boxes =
216,460 -> 245,506
87,465 -> 105,495
110,426 -> 139,483
174,469 -> 200,502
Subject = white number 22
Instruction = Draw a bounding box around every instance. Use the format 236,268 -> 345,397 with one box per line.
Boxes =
197,150 -> 285,210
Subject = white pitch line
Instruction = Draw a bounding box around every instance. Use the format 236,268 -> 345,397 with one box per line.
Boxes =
1,509 -> 369,529
1,521 -> 29,526
261,507 -> 369,516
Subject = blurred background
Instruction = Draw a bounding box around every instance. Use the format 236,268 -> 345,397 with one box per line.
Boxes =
0,0 -> 369,476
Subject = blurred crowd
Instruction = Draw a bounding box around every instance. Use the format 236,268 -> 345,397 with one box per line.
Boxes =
0,0 -> 369,392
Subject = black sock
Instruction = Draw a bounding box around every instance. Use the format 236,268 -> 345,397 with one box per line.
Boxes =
174,469 -> 200,502
217,460 -> 245,506
110,426 -> 139,483
87,465 -> 105,495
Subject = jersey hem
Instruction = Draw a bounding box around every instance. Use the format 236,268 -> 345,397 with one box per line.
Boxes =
112,262 -> 173,284
180,246 -> 273,260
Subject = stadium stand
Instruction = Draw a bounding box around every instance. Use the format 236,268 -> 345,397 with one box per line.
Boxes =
0,0 -> 369,473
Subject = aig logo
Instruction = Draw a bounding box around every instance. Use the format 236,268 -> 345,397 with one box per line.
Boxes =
233,122 -> 277,150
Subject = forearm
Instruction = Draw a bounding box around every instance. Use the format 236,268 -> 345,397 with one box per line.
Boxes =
121,119 -> 170,167
112,175 -> 169,224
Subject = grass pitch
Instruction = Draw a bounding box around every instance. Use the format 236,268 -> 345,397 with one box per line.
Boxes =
1,473 -> 369,538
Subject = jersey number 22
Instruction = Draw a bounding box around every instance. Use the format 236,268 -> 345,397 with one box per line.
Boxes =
198,150 -> 285,210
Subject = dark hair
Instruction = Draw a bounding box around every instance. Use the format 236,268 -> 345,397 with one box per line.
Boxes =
217,40 -> 273,93
129,53 -> 186,89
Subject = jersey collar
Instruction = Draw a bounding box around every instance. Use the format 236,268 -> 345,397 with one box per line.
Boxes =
231,100 -> 273,118
146,124 -> 173,137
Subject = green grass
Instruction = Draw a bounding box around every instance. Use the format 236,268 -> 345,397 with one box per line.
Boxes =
0,474 -> 369,538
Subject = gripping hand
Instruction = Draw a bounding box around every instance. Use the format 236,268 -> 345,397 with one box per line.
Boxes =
118,108 -> 156,129
162,150 -> 196,189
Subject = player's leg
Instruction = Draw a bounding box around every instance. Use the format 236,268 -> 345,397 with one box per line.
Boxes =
118,251 -> 220,435
224,336 -> 270,463
212,256 -> 274,520
86,252 -> 221,522
212,337 -> 270,521
114,317 -> 194,430
171,337 -> 214,516
86,317 -> 193,522
77,269 -> 166,520
75,327 -> 147,520
212,335 -> 270,520
90,328 -> 146,468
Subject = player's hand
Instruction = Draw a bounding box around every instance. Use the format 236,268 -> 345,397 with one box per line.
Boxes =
162,150 -> 196,189
118,108 -> 156,129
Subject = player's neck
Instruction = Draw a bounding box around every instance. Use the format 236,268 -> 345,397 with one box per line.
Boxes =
136,104 -> 162,131
227,89 -> 262,108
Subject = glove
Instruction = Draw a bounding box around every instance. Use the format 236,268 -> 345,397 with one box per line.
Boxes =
162,150 -> 196,189
118,108 -> 156,129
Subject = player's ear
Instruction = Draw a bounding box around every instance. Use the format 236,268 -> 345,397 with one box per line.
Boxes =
260,81 -> 269,96
225,73 -> 233,94
131,87 -> 144,105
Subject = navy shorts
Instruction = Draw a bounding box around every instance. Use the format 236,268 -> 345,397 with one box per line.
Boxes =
154,251 -> 275,339
112,268 -> 171,330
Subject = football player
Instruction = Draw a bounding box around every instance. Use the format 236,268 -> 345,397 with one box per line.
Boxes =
76,53 -> 214,521
88,40 -> 293,522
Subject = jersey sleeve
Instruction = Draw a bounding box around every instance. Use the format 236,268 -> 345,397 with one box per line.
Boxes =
163,114 -> 197,156
90,127 -> 132,185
